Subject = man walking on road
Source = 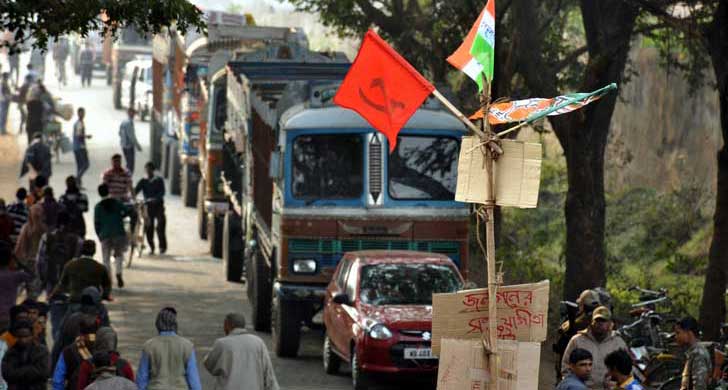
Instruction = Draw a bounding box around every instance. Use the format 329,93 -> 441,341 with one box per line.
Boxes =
119,108 -> 142,174
94,184 -> 128,288
20,133 -> 52,182
79,44 -> 94,88
52,241 -> 112,304
0,73 -> 12,135
36,211 -> 82,297
134,162 -> 166,255
7,188 -> 28,246
59,176 -> 88,237
204,313 -> 279,390
136,307 -> 202,390
72,108 -> 91,187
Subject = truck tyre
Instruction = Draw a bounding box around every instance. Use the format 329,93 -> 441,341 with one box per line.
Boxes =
246,250 -> 271,332
169,145 -> 181,196
161,142 -> 170,178
323,334 -> 341,374
272,294 -> 301,358
222,212 -> 244,283
208,213 -> 223,258
181,164 -> 198,208
113,82 -> 121,109
197,180 -> 207,240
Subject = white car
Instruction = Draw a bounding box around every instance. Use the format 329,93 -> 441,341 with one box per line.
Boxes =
121,58 -> 153,121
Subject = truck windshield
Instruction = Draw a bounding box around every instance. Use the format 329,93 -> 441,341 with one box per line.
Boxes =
292,134 -> 363,200
388,135 -> 459,200
359,263 -> 461,306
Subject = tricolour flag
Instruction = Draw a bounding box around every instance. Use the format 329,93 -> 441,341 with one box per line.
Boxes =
469,83 -> 618,124
447,0 -> 495,90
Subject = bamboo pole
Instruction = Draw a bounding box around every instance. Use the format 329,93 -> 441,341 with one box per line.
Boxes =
480,74 -> 499,390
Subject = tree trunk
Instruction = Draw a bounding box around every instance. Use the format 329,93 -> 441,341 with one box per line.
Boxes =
698,0 -> 728,341
554,0 -> 639,301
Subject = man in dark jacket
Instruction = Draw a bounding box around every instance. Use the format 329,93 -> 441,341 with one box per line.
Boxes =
94,184 -> 128,288
134,161 -> 166,254
20,133 -> 51,181
58,176 -> 88,237
36,211 -> 82,296
77,327 -> 135,389
51,240 -> 111,303
1,320 -> 50,390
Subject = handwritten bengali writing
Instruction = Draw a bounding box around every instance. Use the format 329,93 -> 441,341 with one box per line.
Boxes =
466,308 -> 546,339
462,290 -> 535,312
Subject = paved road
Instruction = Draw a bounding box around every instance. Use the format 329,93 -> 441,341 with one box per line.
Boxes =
0,56 -> 428,390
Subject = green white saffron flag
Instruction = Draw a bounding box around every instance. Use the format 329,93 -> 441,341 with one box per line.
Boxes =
447,0 -> 495,90
470,0 -> 496,84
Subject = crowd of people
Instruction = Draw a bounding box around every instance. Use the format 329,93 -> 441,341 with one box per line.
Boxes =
0,172 -> 277,389
556,291 -> 711,390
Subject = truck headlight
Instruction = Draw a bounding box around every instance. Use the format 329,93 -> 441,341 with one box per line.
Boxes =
369,324 -> 393,340
292,259 -> 316,273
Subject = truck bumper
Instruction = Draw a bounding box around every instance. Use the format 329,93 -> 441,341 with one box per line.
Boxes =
273,282 -> 326,303
204,200 -> 228,215
180,154 -> 200,165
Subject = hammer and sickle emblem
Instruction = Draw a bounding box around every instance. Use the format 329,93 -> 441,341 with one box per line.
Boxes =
358,78 -> 406,114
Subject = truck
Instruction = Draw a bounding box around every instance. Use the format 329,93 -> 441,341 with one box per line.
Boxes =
206,47 -> 471,357
150,10 -> 256,202
103,26 -> 152,110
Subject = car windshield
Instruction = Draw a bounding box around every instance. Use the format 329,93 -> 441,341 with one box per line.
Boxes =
359,263 -> 461,305
292,134 -> 363,199
388,135 -> 459,200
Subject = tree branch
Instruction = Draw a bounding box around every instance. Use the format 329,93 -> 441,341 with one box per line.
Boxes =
626,0 -> 708,45
550,45 -> 588,73
355,0 -> 400,35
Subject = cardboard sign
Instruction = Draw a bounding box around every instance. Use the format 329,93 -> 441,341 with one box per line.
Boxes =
455,137 -> 542,208
431,280 -> 549,354
436,339 -> 540,390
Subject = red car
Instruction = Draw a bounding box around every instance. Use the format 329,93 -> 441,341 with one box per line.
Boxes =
322,250 -> 465,390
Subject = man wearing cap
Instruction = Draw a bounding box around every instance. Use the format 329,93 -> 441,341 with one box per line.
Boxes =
561,305 -> 628,390
136,307 -> 202,390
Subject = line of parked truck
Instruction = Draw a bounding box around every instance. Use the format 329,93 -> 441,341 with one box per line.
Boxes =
108,9 -> 473,389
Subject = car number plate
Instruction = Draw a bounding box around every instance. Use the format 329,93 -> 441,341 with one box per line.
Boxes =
404,348 -> 435,359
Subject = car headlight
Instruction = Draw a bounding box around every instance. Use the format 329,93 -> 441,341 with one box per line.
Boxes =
369,324 -> 393,340
292,259 -> 316,273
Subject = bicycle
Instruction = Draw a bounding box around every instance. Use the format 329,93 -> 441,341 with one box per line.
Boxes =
126,200 -> 148,268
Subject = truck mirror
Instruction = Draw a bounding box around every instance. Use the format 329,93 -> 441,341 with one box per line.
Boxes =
332,292 -> 350,306
269,150 -> 282,179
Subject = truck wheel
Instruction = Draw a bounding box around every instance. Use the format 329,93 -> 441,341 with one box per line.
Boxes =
161,142 -> 169,178
181,164 -> 198,208
246,250 -> 271,332
222,212 -> 244,283
197,180 -> 207,240
272,294 -> 301,357
351,347 -> 370,390
323,334 -> 341,374
169,145 -> 181,196
113,82 -> 121,109
208,213 -> 223,258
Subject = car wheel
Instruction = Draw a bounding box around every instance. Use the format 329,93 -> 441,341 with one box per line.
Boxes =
351,347 -> 369,390
208,213 -> 223,258
323,334 -> 341,374
222,212 -> 244,283
272,293 -> 301,358
197,180 -> 207,240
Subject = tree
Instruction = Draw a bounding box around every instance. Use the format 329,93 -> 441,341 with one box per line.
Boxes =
0,0 -> 205,51
286,0 -> 645,300
635,0 -> 727,340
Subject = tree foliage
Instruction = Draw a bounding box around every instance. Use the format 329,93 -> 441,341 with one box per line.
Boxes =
0,0 -> 205,51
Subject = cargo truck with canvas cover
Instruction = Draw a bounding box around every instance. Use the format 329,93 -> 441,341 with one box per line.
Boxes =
197,26 -> 312,255
216,57 -> 470,358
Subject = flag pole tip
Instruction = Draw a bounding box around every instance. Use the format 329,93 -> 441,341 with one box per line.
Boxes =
608,83 -> 618,90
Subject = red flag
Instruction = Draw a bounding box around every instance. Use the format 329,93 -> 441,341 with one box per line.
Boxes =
334,30 -> 435,152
